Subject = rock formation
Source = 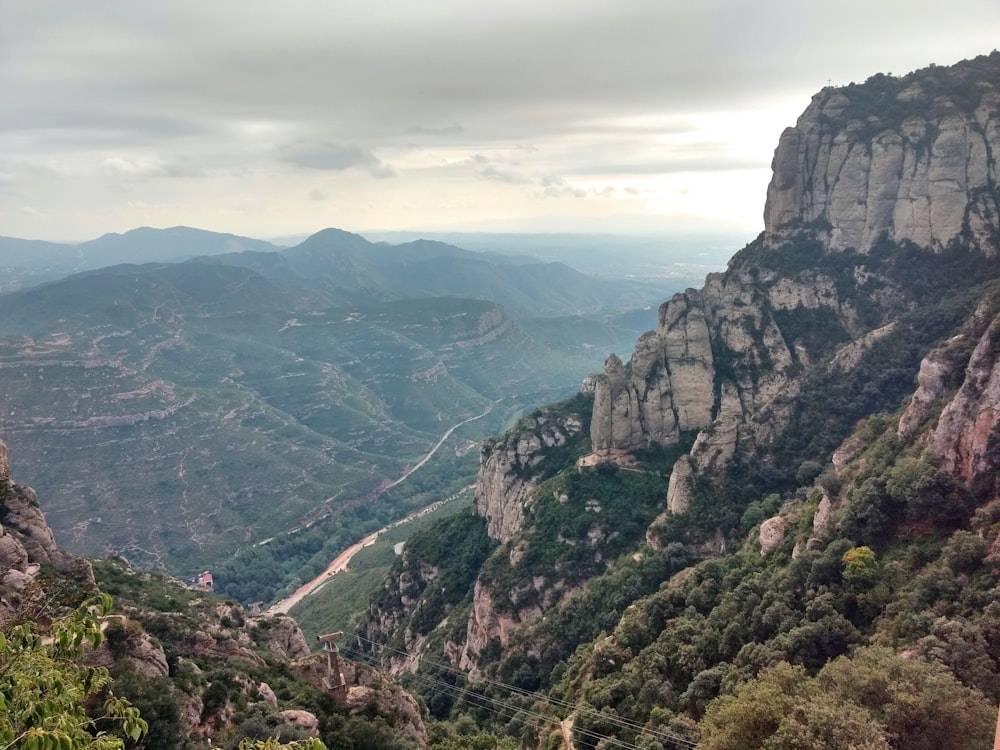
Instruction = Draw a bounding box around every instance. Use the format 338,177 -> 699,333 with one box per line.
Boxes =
266,613 -> 312,660
0,439 -> 78,600
765,56 -> 1000,255
926,298 -> 1000,483
476,403 -> 586,542
586,53 -> 1000,510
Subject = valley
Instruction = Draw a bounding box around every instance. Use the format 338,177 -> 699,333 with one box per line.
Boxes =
0,229 -> 674,596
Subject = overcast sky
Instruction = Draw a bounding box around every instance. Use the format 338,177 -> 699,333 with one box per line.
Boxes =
2,1 -> 998,242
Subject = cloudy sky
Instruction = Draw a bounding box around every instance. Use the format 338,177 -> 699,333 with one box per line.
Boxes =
2,1 -> 998,242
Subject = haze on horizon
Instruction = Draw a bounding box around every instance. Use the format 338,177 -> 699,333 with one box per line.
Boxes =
2,0 -> 997,243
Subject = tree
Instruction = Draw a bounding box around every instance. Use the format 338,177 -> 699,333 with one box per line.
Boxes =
0,594 -> 147,749
842,546 -> 878,589
698,647 -> 995,750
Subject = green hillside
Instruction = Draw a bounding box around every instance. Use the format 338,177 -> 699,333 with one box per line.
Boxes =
0,256 -> 650,594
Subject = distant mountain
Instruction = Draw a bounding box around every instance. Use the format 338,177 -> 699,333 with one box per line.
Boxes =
0,226 -> 280,292
77,225 -> 280,265
205,227 -> 667,316
366,229 -> 742,281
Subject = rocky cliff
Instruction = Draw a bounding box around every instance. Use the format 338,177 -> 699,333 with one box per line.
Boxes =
476,397 -> 590,542
353,51 -> 1000,750
589,52 -> 1000,511
765,53 -> 1000,255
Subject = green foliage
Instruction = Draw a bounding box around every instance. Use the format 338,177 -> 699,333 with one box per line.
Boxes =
238,739 -> 326,750
367,508 -> 497,644
479,465 -> 673,615
842,546 -> 878,589
429,732 -> 519,750
772,306 -> 851,362
699,647 -> 994,750
0,595 -> 147,749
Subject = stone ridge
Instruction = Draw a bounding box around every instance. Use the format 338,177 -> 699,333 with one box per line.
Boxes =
764,52 -> 1000,255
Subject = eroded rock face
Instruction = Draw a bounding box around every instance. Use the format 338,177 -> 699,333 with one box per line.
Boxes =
476,405 -> 585,542
457,570 -> 571,677
931,308 -> 1000,483
764,57 -> 1000,255
587,266 -> 817,467
0,440 -> 76,574
459,581 -> 521,674
266,614 -> 311,660
899,296 -> 999,439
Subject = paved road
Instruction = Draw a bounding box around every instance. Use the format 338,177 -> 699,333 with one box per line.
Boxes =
265,406 -> 492,615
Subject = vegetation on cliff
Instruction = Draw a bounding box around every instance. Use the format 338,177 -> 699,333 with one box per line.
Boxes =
356,53 -> 1000,750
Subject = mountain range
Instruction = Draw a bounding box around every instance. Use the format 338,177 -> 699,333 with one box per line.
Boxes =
0,227 -> 669,586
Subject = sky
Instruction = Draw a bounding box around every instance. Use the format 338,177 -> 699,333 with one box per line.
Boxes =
2,1 -> 998,243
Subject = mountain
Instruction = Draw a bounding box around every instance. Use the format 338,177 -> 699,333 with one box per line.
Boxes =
203,227 -> 667,317
0,226 -> 281,292
356,52 -> 1000,748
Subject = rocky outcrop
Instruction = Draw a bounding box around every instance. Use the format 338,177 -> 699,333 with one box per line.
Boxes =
590,291 -> 717,459
0,439 -> 77,581
899,295 -> 1000,439
343,685 -> 426,746
930,305 -> 1000,483
764,53 -> 1000,255
84,619 -> 170,679
759,516 -> 788,555
265,614 -> 311,660
666,456 -> 695,515
476,404 -> 586,542
292,652 -> 427,745
279,710 -> 319,735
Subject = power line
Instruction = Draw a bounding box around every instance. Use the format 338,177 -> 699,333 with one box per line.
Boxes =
343,644 -> 644,750
350,634 -> 698,749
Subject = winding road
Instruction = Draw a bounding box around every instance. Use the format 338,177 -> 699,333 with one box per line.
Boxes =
266,405 -> 492,615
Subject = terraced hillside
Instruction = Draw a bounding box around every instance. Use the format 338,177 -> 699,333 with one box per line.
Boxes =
0,245 -> 656,589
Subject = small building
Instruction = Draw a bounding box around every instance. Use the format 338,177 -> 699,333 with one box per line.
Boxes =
196,571 -> 214,591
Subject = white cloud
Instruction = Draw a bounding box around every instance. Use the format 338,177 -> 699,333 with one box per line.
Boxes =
1,0 -> 997,239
